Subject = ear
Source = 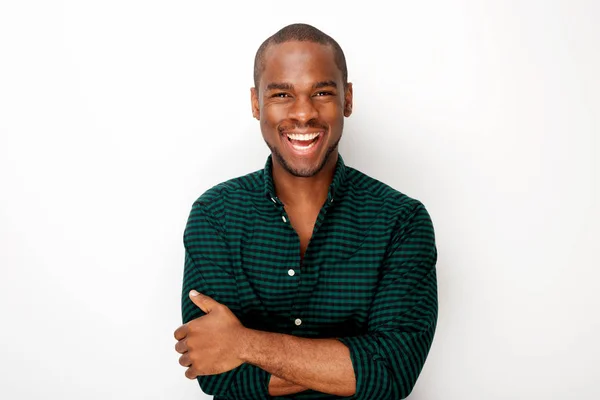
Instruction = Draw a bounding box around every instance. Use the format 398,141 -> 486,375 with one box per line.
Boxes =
250,87 -> 260,120
343,82 -> 353,117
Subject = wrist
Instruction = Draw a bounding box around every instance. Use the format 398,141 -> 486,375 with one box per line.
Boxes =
238,328 -> 275,365
238,326 -> 255,363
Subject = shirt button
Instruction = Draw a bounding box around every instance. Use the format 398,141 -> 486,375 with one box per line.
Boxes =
282,215 -> 287,223
288,269 -> 295,276
294,318 -> 302,326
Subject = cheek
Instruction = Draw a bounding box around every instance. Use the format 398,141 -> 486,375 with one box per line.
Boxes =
317,99 -> 344,117
261,105 -> 286,126
319,105 -> 344,126
260,109 -> 283,140
259,117 -> 272,136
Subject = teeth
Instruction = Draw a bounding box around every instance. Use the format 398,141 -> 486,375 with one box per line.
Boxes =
291,140 -> 317,150
286,132 -> 320,141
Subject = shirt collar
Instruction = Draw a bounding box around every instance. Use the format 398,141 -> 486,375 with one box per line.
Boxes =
263,154 -> 348,204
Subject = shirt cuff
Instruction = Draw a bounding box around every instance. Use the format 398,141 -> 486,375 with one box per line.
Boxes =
198,363 -> 270,400
337,335 -> 394,399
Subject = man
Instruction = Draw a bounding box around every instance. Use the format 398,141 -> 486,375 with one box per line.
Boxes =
174,23 -> 438,399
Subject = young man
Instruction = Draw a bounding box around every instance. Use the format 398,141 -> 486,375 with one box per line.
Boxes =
174,23 -> 438,399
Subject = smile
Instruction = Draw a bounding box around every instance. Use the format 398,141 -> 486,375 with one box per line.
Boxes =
285,131 -> 323,151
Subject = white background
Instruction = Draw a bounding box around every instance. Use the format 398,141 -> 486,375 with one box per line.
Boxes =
1,1 -> 598,399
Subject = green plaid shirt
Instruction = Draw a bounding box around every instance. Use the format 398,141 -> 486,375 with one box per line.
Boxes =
181,155 -> 438,399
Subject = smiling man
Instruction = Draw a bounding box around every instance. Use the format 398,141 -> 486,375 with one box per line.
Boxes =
174,23 -> 438,399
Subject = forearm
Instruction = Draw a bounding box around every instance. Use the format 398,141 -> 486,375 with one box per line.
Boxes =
268,375 -> 308,396
240,329 -> 356,397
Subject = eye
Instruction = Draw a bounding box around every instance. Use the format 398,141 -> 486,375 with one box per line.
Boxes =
271,92 -> 291,98
314,91 -> 334,97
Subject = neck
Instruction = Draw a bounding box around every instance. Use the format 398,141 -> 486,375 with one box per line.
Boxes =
272,153 -> 338,208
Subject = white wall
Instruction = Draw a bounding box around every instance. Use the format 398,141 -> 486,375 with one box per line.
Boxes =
1,1 -> 598,399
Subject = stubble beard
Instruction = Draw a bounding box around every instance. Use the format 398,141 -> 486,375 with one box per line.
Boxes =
265,135 -> 342,178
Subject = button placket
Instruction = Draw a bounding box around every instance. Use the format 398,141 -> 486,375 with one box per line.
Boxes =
269,196 -> 289,224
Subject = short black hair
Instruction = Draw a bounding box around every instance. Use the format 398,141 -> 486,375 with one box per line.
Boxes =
253,23 -> 348,90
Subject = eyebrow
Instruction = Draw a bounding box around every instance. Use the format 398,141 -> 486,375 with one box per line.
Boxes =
266,82 -> 294,91
265,80 -> 338,91
314,80 -> 337,89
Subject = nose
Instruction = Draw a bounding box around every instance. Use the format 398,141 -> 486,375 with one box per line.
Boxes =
288,95 -> 319,124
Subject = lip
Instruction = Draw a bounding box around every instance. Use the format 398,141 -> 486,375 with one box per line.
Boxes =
281,130 -> 326,156
281,129 -> 323,135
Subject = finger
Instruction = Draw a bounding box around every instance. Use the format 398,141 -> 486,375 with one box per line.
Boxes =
175,339 -> 188,354
185,366 -> 198,380
189,290 -> 219,314
174,324 -> 188,341
179,353 -> 191,368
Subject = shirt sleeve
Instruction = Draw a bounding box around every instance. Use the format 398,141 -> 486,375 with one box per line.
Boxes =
337,202 -> 438,399
181,199 -> 271,400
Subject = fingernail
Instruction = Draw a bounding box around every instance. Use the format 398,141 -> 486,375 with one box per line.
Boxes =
190,290 -> 199,297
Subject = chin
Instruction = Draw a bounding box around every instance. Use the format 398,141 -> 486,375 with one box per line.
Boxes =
286,163 -> 324,178
266,134 -> 340,178
279,149 -> 338,178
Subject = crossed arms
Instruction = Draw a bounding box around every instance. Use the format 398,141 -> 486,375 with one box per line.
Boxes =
176,201 -> 438,399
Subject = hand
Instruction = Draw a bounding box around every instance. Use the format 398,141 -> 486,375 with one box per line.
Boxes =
174,290 -> 247,378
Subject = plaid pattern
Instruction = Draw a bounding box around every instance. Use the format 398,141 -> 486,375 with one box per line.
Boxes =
181,155 -> 438,399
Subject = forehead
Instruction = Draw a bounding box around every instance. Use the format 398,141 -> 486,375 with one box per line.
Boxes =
260,41 -> 342,89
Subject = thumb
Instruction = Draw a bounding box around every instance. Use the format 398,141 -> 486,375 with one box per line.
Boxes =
189,290 -> 219,314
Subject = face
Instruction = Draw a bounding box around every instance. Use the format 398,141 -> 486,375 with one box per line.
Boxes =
251,41 -> 353,178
